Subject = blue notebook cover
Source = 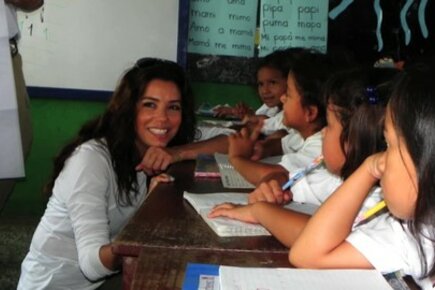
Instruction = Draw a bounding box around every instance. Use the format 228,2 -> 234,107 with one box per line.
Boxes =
182,263 -> 220,290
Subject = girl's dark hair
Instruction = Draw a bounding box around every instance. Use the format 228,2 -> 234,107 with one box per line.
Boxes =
289,51 -> 335,131
44,58 -> 196,206
388,62 -> 435,278
324,67 -> 398,179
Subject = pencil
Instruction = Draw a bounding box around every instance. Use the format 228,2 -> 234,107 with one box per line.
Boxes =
282,155 -> 323,191
355,200 -> 387,224
362,200 -> 386,219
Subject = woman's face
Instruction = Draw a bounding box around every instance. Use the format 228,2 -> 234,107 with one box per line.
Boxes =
257,66 -> 287,108
322,104 -> 346,175
135,79 -> 182,152
380,107 -> 418,220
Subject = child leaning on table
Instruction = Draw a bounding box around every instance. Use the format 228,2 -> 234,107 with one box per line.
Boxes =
291,62 -> 435,290
209,67 -> 398,248
227,51 -> 332,186
17,58 -> 196,290
195,48 -> 291,142
213,48 -> 291,120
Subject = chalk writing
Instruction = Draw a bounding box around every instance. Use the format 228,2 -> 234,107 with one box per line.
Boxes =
259,0 -> 328,56
187,0 -> 258,57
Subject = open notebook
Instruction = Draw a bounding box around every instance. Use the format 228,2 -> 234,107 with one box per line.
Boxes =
214,153 -> 282,189
219,266 -> 394,290
183,192 -> 318,237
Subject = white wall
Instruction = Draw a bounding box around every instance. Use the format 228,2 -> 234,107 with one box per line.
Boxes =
17,0 -> 180,93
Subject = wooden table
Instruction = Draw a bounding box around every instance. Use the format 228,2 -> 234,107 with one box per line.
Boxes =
113,160 -> 420,290
112,160 -> 289,290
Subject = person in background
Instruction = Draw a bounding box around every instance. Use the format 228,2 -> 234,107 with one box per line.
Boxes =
0,0 -> 43,208
213,48 -> 294,121
18,58 -> 196,289
291,61 -> 435,290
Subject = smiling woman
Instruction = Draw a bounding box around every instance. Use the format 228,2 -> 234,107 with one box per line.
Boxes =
17,58 -> 196,290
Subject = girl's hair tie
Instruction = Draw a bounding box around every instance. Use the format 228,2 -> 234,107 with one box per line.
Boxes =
365,86 -> 379,105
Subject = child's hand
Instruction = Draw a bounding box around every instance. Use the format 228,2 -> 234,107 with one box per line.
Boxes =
208,202 -> 259,224
248,179 -> 292,204
135,146 -> 180,176
251,140 -> 265,161
366,152 -> 386,179
233,102 -> 253,119
228,126 -> 261,159
148,173 -> 174,193
213,106 -> 235,117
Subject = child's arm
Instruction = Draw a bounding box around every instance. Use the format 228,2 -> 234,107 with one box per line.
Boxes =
209,202 -> 310,248
290,153 -> 384,269
231,156 -> 287,186
228,125 -> 287,185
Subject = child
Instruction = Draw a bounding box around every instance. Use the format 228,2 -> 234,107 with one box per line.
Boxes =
18,58 -> 196,289
213,48 -> 292,120
209,67 -> 397,248
227,51 -> 331,186
290,62 -> 435,289
197,48 -> 302,142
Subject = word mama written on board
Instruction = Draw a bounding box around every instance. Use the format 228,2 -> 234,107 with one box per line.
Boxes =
188,0 -> 258,57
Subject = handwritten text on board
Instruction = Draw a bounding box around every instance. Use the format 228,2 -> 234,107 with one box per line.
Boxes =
188,0 -> 258,57
259,0 -> 328,56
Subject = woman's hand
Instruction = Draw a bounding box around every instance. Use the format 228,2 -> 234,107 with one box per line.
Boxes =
208,202 -> 259,224
135,146 -> 180,176
148,173 -> 174,193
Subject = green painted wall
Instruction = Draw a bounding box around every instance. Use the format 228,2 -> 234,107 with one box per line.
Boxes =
1,82 -> 258,217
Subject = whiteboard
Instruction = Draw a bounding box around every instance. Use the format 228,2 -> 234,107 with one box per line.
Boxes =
1,1 -> 24,178
17,0 -> 181,94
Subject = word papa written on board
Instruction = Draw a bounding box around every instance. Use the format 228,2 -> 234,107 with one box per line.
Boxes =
259,0 -> 329,56
188,0 -> 258,57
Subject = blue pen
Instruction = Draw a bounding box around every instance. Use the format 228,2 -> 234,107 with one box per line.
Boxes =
282,155 -> 323,191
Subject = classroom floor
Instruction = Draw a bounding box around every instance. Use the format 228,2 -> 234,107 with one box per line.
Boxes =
0,206 -> 39,289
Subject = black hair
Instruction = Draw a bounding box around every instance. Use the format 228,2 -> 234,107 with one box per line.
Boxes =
44,58 -> 196,206
289,51 -> 333,131
388,61 -> 435,278
324,67 -> 398,179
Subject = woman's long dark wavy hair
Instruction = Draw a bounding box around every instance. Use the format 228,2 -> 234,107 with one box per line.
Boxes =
388,62 -> 435,278
324,67 -> 398,179
44,58 -> 196,206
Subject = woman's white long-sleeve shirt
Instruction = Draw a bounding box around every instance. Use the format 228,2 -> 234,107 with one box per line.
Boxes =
18,139 -> 148,290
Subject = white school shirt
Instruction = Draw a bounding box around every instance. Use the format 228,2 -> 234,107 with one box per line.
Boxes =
261,111 -> 288,135
290,165 -> 383,222
347,214 -> 435,290
255,103 -> 280,117
279,131 -> 323,171
18,139 -> 148,290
